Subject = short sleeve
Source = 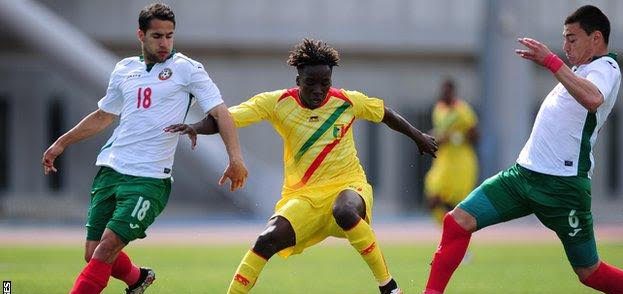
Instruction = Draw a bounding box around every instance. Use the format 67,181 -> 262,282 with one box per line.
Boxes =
460,100 -> 478,129
228,91 -> 278,128
343,90 -> 385,122
586,59 -> 620,104
97,68 -> 123,115
187,62 -> 224,113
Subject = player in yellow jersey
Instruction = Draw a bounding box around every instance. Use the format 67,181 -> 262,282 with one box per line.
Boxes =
166,39 -> 438,294
424,78 -> 479,225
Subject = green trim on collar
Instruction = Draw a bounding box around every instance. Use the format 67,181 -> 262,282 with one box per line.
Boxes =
140,49 -> 177,72
592,52 -> 618,62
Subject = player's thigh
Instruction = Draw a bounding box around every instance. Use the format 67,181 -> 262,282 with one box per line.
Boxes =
86,167 -> 121,241
108,177 -> 171,244
532,176 -> 597,267
458,164 -> 532,230
273,196 -> 331,257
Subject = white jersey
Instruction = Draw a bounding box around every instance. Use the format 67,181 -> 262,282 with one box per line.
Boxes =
517,54 -> 621,177
96,52 -> 224,178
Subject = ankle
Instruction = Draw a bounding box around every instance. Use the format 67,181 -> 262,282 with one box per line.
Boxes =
379,277 -> 393,287
379,278 -> 399,293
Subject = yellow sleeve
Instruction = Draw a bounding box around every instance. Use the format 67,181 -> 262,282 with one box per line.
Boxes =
342,90 -> 385,123
228,90 -> 280,128
459,100 -> 478,129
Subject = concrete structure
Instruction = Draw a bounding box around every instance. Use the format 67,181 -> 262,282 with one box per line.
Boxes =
0,0 -> 621,221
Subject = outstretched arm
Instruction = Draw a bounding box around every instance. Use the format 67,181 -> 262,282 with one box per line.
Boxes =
42,109 -> 117,174
515,37 -> 604,112
163,113 -> 218,150
207,104 -> 248,191
164,105 -> 248,191
382,106 -> 438,157
191,114 -> 219,135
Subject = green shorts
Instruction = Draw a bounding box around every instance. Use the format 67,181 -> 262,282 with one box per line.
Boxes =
458,164 -> 597,267
86,167 -> 171,244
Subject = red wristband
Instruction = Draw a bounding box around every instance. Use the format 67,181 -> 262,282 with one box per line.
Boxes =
542,53 -> 564,73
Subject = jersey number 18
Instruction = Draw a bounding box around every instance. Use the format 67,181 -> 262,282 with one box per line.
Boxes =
137,87 -> 152,109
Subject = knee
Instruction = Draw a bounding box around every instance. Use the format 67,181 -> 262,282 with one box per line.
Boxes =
426,196 -> 441,210
448,209 -> 477,232
253,230 -> 281,258
254,230 -> 276,248
92,235 -> 125,263
574,262 -> 600,282
332,203 -> 361,229
84,242 -> 97,263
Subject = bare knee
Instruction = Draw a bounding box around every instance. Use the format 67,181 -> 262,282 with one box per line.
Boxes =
574,262 -> 600,281
253,230 -> 279,258
332,204 -> 363,229
448,208 -> 477,232
252,216 -> 295,259
91,229 -> 126,263
332,191 -> 365,230
84,240 -> 99,263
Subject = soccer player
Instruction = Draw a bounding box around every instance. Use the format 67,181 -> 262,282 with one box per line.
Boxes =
423,5 -> 622,293
41,3 -> 248,294
166,38 -> 438,293
424,78 -> 479,225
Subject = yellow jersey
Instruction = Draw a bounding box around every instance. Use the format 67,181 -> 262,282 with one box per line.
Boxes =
229,87 -> 384,199
425,99 -> 478,204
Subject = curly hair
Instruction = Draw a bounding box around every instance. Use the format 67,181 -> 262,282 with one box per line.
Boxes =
287,38 -> 340,69
139,3 -> 176,32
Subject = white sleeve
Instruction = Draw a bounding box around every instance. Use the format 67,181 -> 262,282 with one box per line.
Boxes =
97,68 -> 123,115
586,61 -> 619,103
187,62 -> 224,113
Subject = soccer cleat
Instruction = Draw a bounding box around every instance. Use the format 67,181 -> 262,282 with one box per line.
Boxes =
125,267 -> 156,294
379,278 -> 403,294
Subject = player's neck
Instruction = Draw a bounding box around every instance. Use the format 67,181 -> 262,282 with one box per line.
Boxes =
139,50 -> 176,71
441,97 -> 456,106
591,48 -> 610,60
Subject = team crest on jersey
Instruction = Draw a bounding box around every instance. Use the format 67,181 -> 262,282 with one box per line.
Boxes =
332,124 -> 345,139
158,68 -> 173,80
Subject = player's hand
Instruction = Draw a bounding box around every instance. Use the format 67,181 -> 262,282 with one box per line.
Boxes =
435,133 -> 450,145
515,37 -> 553,66
218,158 -> 248,192
164,124 -> 198,150
415,132 -> 438,158
42,143 -> 65,175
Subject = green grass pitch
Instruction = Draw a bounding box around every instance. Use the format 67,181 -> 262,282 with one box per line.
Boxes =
2,243 -> 621,293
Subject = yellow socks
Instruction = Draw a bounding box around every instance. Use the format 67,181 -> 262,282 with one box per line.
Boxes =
344,219 -> 391,284
227,250 -> 267,294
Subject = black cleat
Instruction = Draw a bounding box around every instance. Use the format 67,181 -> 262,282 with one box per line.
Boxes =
125,267 -> 156,294
379,278 -> 403,294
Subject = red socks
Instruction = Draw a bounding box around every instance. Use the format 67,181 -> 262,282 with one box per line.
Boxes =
111,251 -> 141,286
70,258 -> 112,294
581,261 -> 623,294
424,213 -> 472,293
424,213 -> 623,293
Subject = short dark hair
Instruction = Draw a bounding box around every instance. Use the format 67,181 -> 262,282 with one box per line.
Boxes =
138,3 -> 176,32
442,78 -> 456,90
565,5 -> 610,44
287,38 -> 340,69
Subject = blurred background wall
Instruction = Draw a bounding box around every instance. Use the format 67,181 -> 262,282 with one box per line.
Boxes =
0,0 -> 621,222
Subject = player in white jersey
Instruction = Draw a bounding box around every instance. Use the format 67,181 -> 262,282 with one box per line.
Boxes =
41,3 -> 248,294
423,5 -> 623,294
